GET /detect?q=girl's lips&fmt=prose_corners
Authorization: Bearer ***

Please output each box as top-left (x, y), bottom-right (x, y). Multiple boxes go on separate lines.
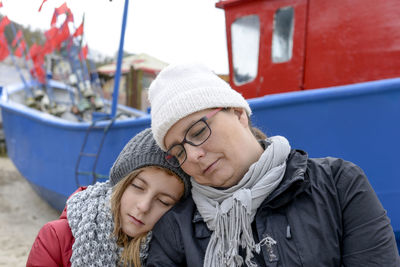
top-left (129, 215), bottom-right (144, 226)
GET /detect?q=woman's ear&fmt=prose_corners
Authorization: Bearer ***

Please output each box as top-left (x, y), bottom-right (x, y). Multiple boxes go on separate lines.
top-left (232, 108), bottom-right (249, 127)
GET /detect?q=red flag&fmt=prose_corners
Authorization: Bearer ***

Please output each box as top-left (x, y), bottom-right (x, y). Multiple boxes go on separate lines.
top-left (0, 16), bottom-right (10, 33)
top-left (50, 10), bottom-right (57, 26)
top-left (54, 23), bottom-right (70, 49)
top-left (14, 40), bottom-right (26, 57)
top-left (27, 43), bottom-right (44, 65)
top-left (38, 0), bottom-right (47, 12)
top-left (73, 21), bottom-right (83, 37)
top-left (79, 45), bottom-right (88, 60)
top-left (44, 27), bottom-right (58, 51)
top-left (25, 41), bottom-right (46, 84)
top-left (45, 27), bottom-right (58, 40)
top-left (65, 9), bottom-right (74, 23)
top-left (12, 29), bottom-right (23, 47)
top-left (42, 40), bottom-right (53, 55)
top-left (31, 62), bottom-right (46, 84)
top-left (0, 33), bottom-right (9, 61)
top-left (28, 43), bottom-right (46, 84)
top-left (0, 1), bottom-right (3, 8)
top-left (59, 23), bottom-right (70, 40)
top-left (55, 2), bottom-right (69, 15)
top-left (50, 2), bottom-right (72, 26)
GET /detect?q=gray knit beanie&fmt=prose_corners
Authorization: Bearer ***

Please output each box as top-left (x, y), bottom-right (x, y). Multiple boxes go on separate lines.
top-left (148, 62), bottom-right (251, 151)
top-left (109, 128), bottom-right (190, 199)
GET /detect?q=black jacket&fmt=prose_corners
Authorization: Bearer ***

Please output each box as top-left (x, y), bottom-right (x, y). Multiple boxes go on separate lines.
top-left (147, 150), bottom-right (400, 266)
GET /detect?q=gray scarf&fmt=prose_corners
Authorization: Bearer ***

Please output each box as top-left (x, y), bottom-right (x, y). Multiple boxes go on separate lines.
top-left (67, 181), bottom-right (151, 266)
top-left (191, 136), bottom-right (291, 267)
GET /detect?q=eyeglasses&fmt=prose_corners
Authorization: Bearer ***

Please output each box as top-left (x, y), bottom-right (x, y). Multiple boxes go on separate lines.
top-left (165, 108), bottom-right (223, 167)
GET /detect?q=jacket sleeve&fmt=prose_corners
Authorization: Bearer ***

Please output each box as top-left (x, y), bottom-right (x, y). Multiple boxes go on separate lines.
top-left (147, 212), bottom-right (187, 267)
top-left (336, 161), bottom-right (400, 266)
top-left (26, 219), bottom-right (72, 267)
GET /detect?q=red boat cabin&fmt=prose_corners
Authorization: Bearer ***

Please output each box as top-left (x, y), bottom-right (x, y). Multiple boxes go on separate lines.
top-left (216, 0), bottom-right (400, 99)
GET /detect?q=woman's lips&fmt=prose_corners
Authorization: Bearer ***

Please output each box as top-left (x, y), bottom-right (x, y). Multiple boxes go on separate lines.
top-left (129, 215), bottom-right (144, 225)
top-left (203, 159), bottom-right (219, 174)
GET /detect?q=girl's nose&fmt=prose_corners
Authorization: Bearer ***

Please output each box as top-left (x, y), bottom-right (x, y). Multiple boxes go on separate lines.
top-left (136, 194), bottom-right (152, 213)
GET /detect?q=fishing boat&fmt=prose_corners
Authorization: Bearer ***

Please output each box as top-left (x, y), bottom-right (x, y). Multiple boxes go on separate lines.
top-left (0, 0), bottom-right (399, 250)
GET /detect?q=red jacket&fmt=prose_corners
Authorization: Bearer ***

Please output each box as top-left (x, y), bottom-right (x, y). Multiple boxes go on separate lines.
top-left (26, 187), bottom-right (86, 267)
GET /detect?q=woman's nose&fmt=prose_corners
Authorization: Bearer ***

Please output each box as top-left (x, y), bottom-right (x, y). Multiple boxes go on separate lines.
top-left (184, 143), bottom-right (206, 162)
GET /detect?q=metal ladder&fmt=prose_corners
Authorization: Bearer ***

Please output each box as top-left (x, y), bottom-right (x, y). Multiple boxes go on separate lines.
top-left (74, 114), bottom-right (117, 187)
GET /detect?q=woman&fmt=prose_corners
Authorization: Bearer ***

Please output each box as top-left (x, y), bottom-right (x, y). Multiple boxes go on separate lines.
top-left (146, 62), bottom-right (400, 266)
top-left (26, 128), bottom-right (190, 267)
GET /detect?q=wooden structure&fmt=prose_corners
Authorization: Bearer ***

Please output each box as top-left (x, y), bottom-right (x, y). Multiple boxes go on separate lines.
top-left (97, 53), bottom-right (168, 111)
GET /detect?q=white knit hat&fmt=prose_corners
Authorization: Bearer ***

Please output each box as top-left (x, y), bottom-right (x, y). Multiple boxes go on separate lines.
top-left (148, 62), bottom-right (251, 151)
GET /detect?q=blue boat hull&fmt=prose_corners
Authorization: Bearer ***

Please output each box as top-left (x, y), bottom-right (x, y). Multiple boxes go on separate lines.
top-left (1, 77), bottom-right (399, 247)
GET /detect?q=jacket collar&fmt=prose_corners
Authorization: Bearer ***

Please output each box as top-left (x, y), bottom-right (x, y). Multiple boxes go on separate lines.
top-left (263, 149), bottom-right (309, 209)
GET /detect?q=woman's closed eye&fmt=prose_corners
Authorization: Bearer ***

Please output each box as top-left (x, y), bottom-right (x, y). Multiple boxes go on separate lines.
top-left (190, 126), bottom-right (207, 139)
top-left (176, 148), bottom-right (185, 159)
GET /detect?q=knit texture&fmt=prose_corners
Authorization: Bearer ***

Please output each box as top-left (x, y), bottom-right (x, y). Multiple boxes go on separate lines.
top-left (109, 128), bottom-right (191, 199)
top-left (148, 62), bottom-right (251, 151)
top-left (67, 181), bottom-right (120, 266)
top-left (140, 231), bottom-right (152, 266)
top-left (67, 181), bottom-right (152, 267)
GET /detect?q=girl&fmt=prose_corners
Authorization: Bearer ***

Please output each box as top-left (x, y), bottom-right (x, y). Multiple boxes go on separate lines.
top-left (27, 128), bottom-right (190, 267)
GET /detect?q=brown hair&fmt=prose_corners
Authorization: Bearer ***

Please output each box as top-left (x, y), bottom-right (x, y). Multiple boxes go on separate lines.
top-left (248, 120), bottom-right (267, 140)
top-left (110, 166), bottom-right (183, 267)
top-left (223, 107), bottom-right (267, 140)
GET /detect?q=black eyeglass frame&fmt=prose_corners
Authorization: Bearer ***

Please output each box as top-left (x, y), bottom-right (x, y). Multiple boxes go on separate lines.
top-left (165, 108), bottom-right (223, 167)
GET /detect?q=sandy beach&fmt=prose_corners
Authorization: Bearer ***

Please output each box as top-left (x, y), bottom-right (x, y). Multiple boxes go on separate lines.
top-left (0, 156), bottom-right (60, 267)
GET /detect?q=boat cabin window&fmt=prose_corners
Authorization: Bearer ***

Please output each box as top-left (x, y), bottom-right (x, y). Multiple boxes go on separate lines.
top-left (272, 6), bottom-right (294, 63)
top-left (231, 15), bottom-right (260, 85)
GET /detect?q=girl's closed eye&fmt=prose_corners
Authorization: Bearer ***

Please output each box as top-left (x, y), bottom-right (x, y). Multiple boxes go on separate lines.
top-left (131, 183), bottom-right (144, 190)
top-left (158, 197), bottom-right (174, 207)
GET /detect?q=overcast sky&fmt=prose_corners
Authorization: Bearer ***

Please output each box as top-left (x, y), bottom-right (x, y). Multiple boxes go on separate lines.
top-left (0, 0), bottom-right (229, 73)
